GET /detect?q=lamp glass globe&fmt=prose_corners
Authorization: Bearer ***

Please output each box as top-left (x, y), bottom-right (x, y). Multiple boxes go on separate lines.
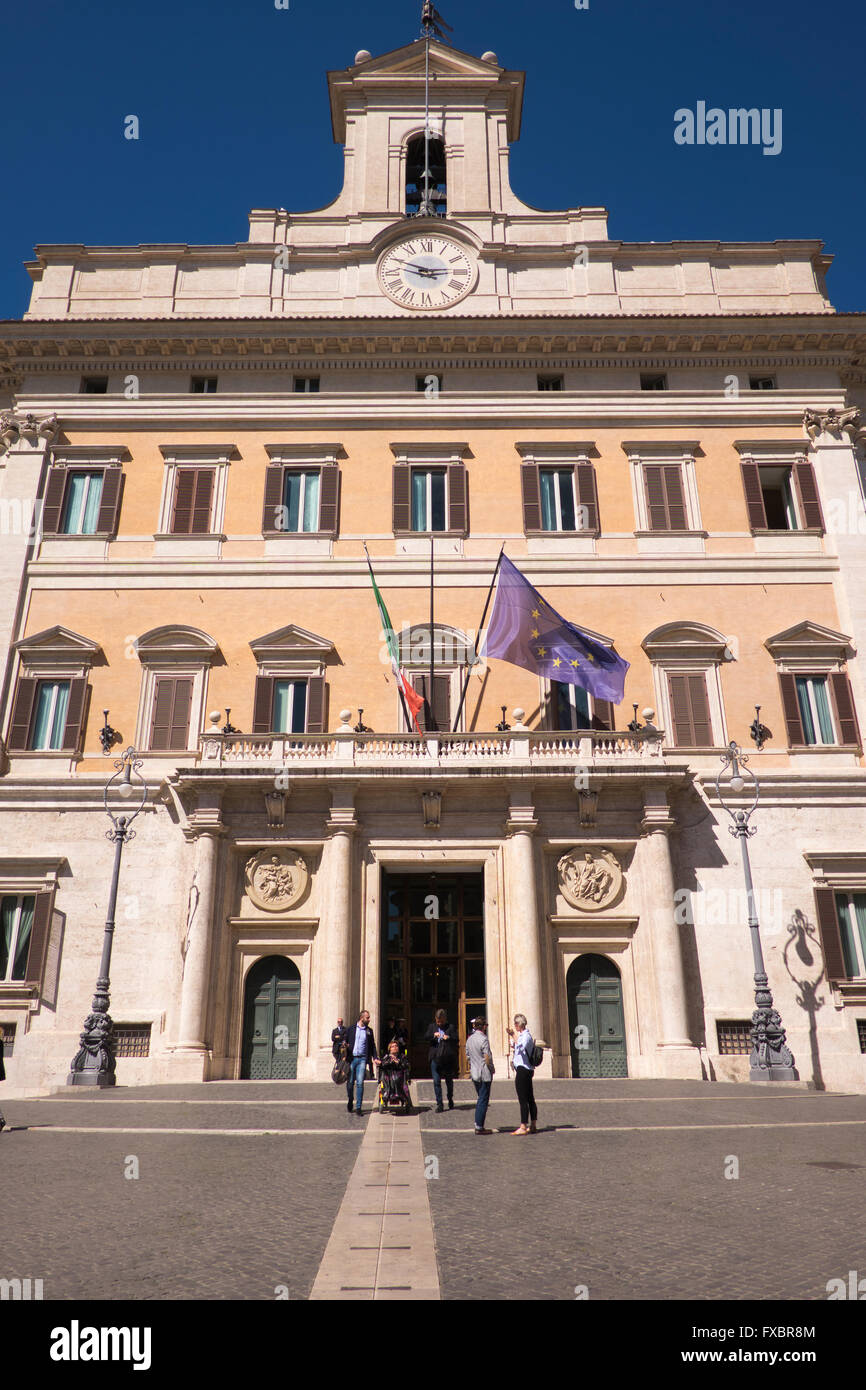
top-left (729, 775), bottom-right (745, 793)
top-left (117, 779), bottom-right (135, 800)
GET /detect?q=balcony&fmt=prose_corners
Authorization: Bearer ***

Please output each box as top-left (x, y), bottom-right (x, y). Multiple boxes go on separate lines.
top-left (198, 727), bottom-right (666, 770)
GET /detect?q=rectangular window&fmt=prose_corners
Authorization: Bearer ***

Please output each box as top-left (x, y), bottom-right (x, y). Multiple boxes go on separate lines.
top-left (716, 1020), bottom-right (752, 1055)
top-left (190, 376), bottom-right (218, 393)
top-left (293, 377), bottom-right (320, 393)
top-left (0, 1022), bottom-right (16, 1056)
top-left (80, 376), bottom-right (108, 394)
top-left (666, 672), bottom-right (713, 747)
top-left (539, 468), bottom-right (577, 531)
top-left (640, 373), bottom-right (667, 391)
top-left (537, 375), bottom-right (563, 391)
top-left (858, 1019), bottom-right (866, 1053)
top-left (60, 471), bottom-right (105, 535)
top-left (0, 895), bottom-right (36, 982)
top-left (272, 679), bottom-right (308, 734)
top-left (833, 893), bottom-right (866, 978)
top-left (795, 676), bottom-right (836, 745)
top-left (113, 1024), bottom-right (152, 1058)
top-left (169, 468), bottom-right (215, 535)
top-left (281, 471), bottom-right (321, 533)
top-left (149, 677), bottom-right (193, 751)
top-left (410, 469), bottom-right (447, 531)
top-left (555, 682), bottom-right (591, 730)
top-left (749, 376), bottom-right (776, 390)
top-left (759, 466), bottom-right (799, 531)
top-left (411, 673), bottom-right (451, 732)
top-left (30, 681), bottom-right (71, 750)
top-left (643, 464), bottom-right (687, 531)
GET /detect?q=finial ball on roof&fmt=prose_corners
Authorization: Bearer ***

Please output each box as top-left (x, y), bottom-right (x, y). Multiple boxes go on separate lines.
top-left (481, 51), bottom-right (498, 64)
top-left (354, 49), bottom-right (371, 64)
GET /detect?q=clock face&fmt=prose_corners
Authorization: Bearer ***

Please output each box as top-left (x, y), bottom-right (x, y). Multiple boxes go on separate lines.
top-left (378, 234), bottom-right (476, 310)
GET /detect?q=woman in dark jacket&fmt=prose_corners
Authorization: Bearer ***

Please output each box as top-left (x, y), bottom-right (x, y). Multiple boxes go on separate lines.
top-left (425, 1008), bottom-right (458, 1112)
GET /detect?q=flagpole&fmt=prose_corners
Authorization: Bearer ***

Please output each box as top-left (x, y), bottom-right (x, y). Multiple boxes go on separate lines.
top-left (428, 530), bottom-right (436, 730)
top-left (452, 543), bottom-right (505, 733)
top-left (363, 542), bottom-right (413, 733)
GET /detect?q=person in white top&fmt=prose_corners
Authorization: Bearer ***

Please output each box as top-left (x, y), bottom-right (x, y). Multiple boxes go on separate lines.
top-left (507, 1012), bottom-right (538, 1135)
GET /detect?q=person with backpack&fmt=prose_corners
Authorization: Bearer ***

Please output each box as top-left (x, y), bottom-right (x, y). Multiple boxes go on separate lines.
top-left (507, 1012), bottom-right (539, 1135)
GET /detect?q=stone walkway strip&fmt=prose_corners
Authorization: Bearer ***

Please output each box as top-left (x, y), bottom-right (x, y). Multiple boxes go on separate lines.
top-left (309, 1112), bottom-right (440, 1301)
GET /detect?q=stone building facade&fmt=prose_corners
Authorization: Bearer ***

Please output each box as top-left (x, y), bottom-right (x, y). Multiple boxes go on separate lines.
top-left (1, 36), bottom-right (866, 1093)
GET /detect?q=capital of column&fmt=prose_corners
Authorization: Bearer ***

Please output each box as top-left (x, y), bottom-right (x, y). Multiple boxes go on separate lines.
top-left (506, 813), bottom-right (537, 834)
top-left (182, 818), bottom-right (226, 842)
top-left (640, 814), bottom-right (675, 837)
top-left (325, 813), bottom-right (357, 834)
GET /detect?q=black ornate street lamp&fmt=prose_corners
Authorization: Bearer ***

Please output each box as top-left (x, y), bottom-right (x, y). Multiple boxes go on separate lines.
top-left (67, 747), bottom-right (148, 1087)
top-left (715, 741), bottom-right (797, 1082)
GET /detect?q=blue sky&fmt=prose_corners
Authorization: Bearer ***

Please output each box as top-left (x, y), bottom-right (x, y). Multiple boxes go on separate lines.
top-left (1, 0), bottom-right (863, 317)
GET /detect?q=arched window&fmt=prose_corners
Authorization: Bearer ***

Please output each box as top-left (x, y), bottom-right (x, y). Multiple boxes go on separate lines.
top-left (405, 133), bottom-right (447, 216)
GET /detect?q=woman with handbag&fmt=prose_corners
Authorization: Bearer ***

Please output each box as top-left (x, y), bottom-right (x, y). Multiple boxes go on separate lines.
top-left (425, 1008), bottom-right (457, 1112)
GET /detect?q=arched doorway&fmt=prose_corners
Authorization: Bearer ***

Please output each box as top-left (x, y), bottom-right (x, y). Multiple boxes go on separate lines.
top-left (241, 955), bottom-right (301, 1079)
top-left (567, 954), bottom-right (627, 1078)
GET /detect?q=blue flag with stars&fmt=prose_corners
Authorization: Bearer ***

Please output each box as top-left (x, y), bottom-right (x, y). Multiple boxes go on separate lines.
top-left (484, 555), bottom-right (629, 704)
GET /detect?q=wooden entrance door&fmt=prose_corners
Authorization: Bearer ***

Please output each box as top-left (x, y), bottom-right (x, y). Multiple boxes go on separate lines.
top-left (567, 953), bottom-right (627, 1078)
top-left (241, 955), bottom-right (301, 1079)
top-left (381, 872), bottom-right (485, 1077)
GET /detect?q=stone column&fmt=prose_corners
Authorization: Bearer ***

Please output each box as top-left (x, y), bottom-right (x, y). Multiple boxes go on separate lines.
top-left (505, 798), bottom-right (545, 1065)
top-left (313, 794), bottom-right (357, 1076)
top-left (174, 793), bottom-right (225, 1078)
top-left (641, 788), bottom-right (702, 1077)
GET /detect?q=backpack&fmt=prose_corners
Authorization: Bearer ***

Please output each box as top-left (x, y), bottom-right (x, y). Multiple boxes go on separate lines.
top-left (527, 1041), bottom-right (543, 1068)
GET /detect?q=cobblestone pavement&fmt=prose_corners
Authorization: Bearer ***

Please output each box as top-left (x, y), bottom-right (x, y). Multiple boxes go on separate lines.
top-left (417, 1080), bottom-right (866, 1301)
top-left (2, 1079), bottom-right (865, 1302)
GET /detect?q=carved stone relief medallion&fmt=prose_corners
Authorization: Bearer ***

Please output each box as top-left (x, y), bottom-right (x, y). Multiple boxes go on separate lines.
top-left (557, 846), bottom-right (624, 912)
top-left (244, 848), bottom-right (309, 912)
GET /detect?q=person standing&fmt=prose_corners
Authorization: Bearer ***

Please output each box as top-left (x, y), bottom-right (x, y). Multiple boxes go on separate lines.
top-left (343, 1010), bottom-right (378, 1115)
top-left (507, 1012), bottom-right (538, 1135)
top-left (426, 1008), bottom-right (458, 1112)
top-left (465, 1016), bottom-right (494, 1135)
top-left (331, 1017), bottom-right (347, 1059)
top-left (0, 1029), bottom-right (5, 1133)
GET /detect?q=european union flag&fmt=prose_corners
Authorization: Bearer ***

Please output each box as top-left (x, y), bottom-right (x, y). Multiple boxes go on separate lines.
top-left (484, 555), bottom-right (629, 704)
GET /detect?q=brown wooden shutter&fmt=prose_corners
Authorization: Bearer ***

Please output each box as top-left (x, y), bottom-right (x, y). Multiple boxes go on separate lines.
top-left (262, 465), bottom-right (285, 534)
top-left (667, 672), bottom-right (711, 746)
top-left (591, 697), bottom-right (614, 731)
top-left (413, 674), bottom-right (451, 731)
top-left (392, 465), bottom-right (411, 533)
top-left (663, 465), bottom-right (687, 530)
top-left (740, 460), bottom-right (767, 530)
top-left (252, 676), bottom-right (275, 734)
top-left (7, 677), bottom-right (38, 750)
top-left (23, 893), bottom-right (54, 986)
top-left (170, 470), bottom-right (195, 534)
top-left (813, 886), bottom-right (848, 981)
top-left (644, 466), bottom-right (667, 531)
top-left (149, 677), bottom-right (192, 750)
top-left (447, 464), bottom-right (468, 534)
top-left (318, 466), bottom-right (339, 536)
top-left (520, 463), bottom-right (542, 533)
top-left (778, 673), bottom-right (806, 746)
top-left (190, 469), bottom-right (214, 535)
top-left (95, 466), bottom-right (124, 534)
top-left (829, 672), bottom-right (860, 747)
top-left (41, 468), bottom-right (68, 535)
top-left (793, 459), bottom-right (824, 531)
top-left (575, 463), bottom-right (599, 534)
top-left (61, 678), bottom-right (89, 753)
top-left (305, 676), bottom-right (327, 733)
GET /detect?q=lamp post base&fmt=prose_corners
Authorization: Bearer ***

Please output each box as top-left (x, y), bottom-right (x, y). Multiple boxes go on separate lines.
top-left (66, 1008), bottom-right (117, 1088)
top-left (749, 979), bottom-right (798, 1082)
top-left (66, 1069), bottom-right (117, 1088)
top-left (748, 1060), bottom-right (799, 1083)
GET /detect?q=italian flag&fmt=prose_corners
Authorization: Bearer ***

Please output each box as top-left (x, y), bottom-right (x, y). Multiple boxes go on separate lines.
top-left (364, 546), bottom-right (426, 734)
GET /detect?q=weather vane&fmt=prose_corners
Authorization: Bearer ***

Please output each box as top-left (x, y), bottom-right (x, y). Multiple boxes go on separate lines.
top-left (421, 2), bottom-right (452, 40)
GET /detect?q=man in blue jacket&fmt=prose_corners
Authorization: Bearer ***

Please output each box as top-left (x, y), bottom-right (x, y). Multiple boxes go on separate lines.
top-left (344, 1010), bottom-right (378, 1115)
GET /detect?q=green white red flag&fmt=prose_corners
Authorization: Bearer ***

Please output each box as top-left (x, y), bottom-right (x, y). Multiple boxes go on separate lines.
top-left (364, 546), bottom-right (425, 733)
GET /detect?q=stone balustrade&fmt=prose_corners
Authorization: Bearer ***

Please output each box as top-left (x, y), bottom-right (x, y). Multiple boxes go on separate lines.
top-left (198, 727), bottom-right (665, 769)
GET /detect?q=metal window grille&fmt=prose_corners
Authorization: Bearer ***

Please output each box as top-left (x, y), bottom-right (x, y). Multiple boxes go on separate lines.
top-left (113, 1025), bottom-right (151, 1058)
top-left (858, 1019), bottom-right (866, 1054)
top-left (716, 1019), bottom-right (752, 1055)
top-left (0, 1022), bottom-right (16, 1056)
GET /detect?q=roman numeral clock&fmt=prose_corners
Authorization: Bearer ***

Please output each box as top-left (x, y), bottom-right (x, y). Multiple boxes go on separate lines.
top-left (377, 234), bottom-right (477, 309)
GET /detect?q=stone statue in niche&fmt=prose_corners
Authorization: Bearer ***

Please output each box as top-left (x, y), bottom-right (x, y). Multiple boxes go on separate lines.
top-left (557, 847), bottom-right (623, 912)
top-left (244, 848), bottom-right (308, 912)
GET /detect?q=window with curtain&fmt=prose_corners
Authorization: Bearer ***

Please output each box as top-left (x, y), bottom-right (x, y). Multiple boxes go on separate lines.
top-left (555, 681), bottom-right (591, 730)
top-left (281, 471), bottom-right (321, 532)
top-left (30, 681), bottom-right (70, 750)
top-left (540, 469), bottom-right (577, 531)
top-left (834, 892), bottom-right (866, 977)
top-left (273, 679), bottom-right (308, 734)
top-left (0, 895), bottom-right (35, 981)
top-left (795, 676), bottom-right (835, 745)
top-left (410, 469), bottom-right (446, 531)
top-left (61, 472), bottom-right (104, 535)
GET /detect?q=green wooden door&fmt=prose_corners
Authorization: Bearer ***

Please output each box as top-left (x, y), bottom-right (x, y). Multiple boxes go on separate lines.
top-left (567, 954), bottom-right (627, 1078)
top-left (242, 955), bottom-right (301, 1079)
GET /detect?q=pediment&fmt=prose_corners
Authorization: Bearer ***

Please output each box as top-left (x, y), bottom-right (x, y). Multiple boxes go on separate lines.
top-left (765, 621), bottom-right (853, 657)
top-left (136, 625), bottom-right (220, 664)
top-left (346, 40), bottom-right (502, 80)
top-left (249, 625), bottom-right (335, 662)
top-left (15, 625), bottom-right (101, 660)
top-left (642, 622), bottom-right (728, 659)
